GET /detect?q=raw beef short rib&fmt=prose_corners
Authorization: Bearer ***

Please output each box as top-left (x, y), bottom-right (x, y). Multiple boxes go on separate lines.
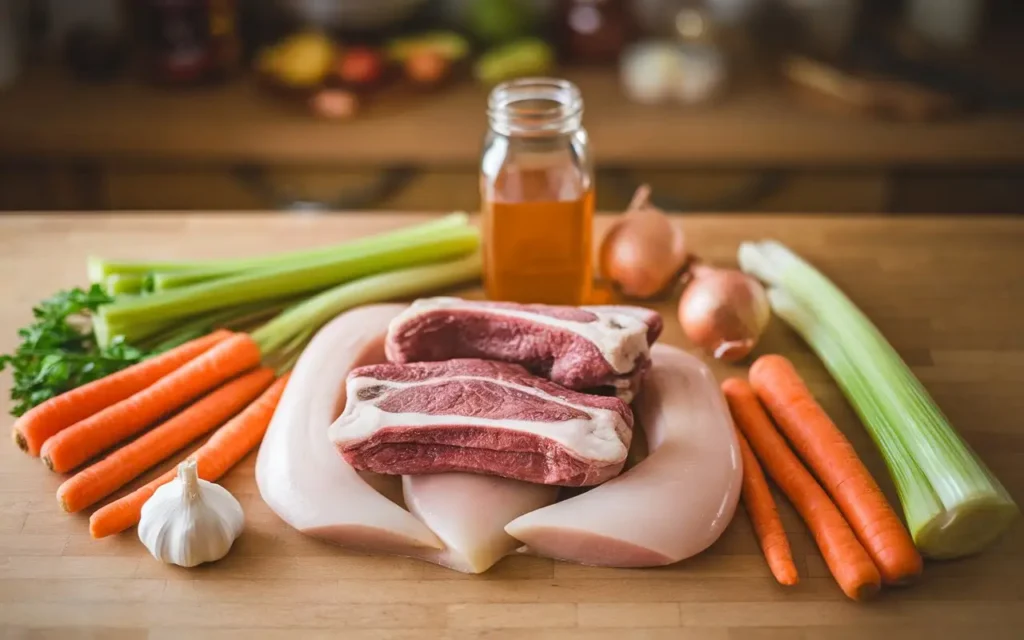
top-left (329, 359), bottom-right (634, 486)
top-left (385, 298), bottom-right (662, 402)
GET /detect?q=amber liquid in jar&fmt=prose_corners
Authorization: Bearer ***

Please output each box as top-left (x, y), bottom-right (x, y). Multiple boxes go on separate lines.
top-left (481, 79), bottom-right (594, 305)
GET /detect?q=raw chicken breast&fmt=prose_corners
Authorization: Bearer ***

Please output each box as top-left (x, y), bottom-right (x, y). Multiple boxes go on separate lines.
top-left (403, 474), bottom-right (557, 573)
top-left (505, 343), bottom-right (742, 566)
top-left (256, 304), bottom-right (443, 553)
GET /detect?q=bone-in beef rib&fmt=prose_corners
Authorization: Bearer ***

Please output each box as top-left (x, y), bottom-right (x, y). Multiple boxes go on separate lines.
top-left (384, 298), bottom-right (662, 402)
top-left (328, 359), bottom-right (634, 486)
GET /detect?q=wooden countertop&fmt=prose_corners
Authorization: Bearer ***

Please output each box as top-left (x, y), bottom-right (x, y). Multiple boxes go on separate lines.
top-left (3, 68), bottom-right (1024, 167)
top-left (1, 212), bottom-right (1022, 637)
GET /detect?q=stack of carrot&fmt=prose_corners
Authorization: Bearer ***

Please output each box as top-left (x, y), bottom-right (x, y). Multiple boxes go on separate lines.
top-left (723, 354), bottom-right (923, 601)
top-left (11, 330), bottom-right (290, 539)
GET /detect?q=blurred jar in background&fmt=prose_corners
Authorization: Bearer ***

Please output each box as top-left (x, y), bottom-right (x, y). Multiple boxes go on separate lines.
top-left (632, 0), bottom-right (763, 34)
top-left (620, 1), bottom-right (734, 106)
top-left (777, 0), bottom-right (860, 58)
top-left (130, 0), bottom-right (241, 85)
top-left (0, 0), bottom-right (20, 88)
top-left (906, 0), bottom-right (984, 50)
top-left (557, 0), bottom-right (635, 64)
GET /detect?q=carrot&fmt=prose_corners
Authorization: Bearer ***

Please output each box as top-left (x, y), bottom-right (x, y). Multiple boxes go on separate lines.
top-left (722, 377), bottom-right (881, 601)
top-left (12, 330), bottom-right (233, 456)
top-left (57, 367), bottom-right (276, 513)
top-left (40, 333), bottom-right (262, 473)
top-left (89, 373), bottom-right (290, 539)
top-left (749, 354), bottom-right (923, 585)
top-left (734, 426), bottom-right (799, 586)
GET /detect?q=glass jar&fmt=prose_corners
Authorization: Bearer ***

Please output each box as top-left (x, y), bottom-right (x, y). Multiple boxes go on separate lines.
top-left (480, 78), bottom-right (595, 305)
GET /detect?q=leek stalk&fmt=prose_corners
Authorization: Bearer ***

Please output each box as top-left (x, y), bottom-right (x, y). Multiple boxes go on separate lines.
top-left (739, 240), bottom-right (1018, 559)
top-left (96, 221), bottom-right (479, 346)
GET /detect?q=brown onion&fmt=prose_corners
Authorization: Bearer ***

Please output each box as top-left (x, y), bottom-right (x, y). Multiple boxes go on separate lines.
top-left (599, 185), bottom-right (687, 299)
top-left (678, 264), bottom-right (770, 362)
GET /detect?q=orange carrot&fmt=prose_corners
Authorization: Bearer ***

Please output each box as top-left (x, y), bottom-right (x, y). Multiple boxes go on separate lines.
top-left (722, 377), bottom-right (881, 601)
top-left (12, 330), bottom-right (233, 456)
top-left (89, 373), bottom-right (290, 538)
top-left (734, 426), bottom-right (799, 586)
top-left (57, 367), bottom-right (276, 513)
top-left (41, 333), bottom-right (262, 473)
top-left (749, 354), bottom-right (923, 585)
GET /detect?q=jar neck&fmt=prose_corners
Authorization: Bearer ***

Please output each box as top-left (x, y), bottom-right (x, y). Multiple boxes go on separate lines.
top-left (487, 78), bottom-right (584, 138)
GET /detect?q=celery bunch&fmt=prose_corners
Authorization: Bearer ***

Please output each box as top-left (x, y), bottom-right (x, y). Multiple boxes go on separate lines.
top-left (91, 214), bottom-right (477, 347)
top-left (3, 214), bottom-right (482, 417)
top-left (740, 240), bottom-right (1018, 559)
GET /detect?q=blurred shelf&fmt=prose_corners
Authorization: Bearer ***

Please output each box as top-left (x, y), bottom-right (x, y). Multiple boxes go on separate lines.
top-left (2, 67), bottom-right (1024, 168)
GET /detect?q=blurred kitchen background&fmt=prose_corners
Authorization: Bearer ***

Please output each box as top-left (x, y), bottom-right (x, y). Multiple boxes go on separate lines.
top-left (0, 0), bottom-right (1022, 214)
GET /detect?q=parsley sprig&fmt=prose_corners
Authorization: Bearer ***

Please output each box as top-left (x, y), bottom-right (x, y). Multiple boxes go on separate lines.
top-left (0, 285), bottom-right (144, 417)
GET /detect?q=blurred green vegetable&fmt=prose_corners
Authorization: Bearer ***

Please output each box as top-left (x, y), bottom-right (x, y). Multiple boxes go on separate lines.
top-left (475, 38), bottom-right (554, 86)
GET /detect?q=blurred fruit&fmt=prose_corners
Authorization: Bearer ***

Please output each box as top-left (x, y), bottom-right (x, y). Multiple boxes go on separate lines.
top-left (310, 89), bottom-right (359, 119)
top-left (336, 47), bottom-right (384, 86)
top-left (405, 50), bottom-right (451, 86)
top-left (467, 0), bottom-right (534, 44)
top-left (258, 31), bottom-right (335, 89)
top-left (387, 31), bottom-right (470, 63)
top-left (474, 38), bottom-right (554, 86)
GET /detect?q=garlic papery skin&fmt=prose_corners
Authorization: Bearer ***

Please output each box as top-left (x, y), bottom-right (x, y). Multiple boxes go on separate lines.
top-left (139, 458), bottom-right (244, 568)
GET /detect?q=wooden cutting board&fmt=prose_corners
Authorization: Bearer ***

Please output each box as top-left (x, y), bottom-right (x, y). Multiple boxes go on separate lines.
top-left (1, 212), bottom-right (1022, 639)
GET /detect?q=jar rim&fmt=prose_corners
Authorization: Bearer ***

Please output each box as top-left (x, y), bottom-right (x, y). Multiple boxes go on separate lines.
top-left (487, 77), bottom-right (584, 136)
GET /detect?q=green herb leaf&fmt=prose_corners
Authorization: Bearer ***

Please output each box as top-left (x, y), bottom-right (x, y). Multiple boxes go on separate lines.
top-left (0, 285), bottom-right (146, 417)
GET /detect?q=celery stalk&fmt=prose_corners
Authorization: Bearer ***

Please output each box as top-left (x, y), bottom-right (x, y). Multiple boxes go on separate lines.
top-left (252, 253), bottom-right (482, 372)
top-left (150, 269), bottom-right (231, 291)
top-left (739, 241), bottom-right (1018, 558)
top-left (96, 223), bottom-right (479, 346)
top-left (103, 274), bottom-right (145, 296)
top-left (87, 213), bottom-right (471, 284)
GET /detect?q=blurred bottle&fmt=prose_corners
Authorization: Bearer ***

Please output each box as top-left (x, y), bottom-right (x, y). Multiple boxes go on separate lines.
top-left (777, 0), bottom-right (860, 58)
top-left (129, 0), bottom-right (241, 86)
top-left (906, 0), bottom-right (984, 50)
top-left (46, 0), bottom-right (122, 45)
top-left (557, 0), bottom-right (634, 64)
top-left (0, 0), bottom-right (19, 88)
top-left (632, 0), bottom-right (763, 34)
top-left (672, 5), bottom-right (729, 103)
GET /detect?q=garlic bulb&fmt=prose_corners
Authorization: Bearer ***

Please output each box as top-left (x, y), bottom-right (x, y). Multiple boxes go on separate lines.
top-left (139, 459), bottom-right (244, 567)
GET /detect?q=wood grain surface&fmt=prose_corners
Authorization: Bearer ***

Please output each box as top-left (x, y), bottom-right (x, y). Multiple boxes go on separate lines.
top-left (0, 212), bottom-right (1022, 639)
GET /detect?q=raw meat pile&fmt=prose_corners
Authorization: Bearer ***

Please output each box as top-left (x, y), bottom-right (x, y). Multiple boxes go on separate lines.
top-left (331, 298), bottom-right (659, 486)
top-left (257, 301), bottom-right (742, 575)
